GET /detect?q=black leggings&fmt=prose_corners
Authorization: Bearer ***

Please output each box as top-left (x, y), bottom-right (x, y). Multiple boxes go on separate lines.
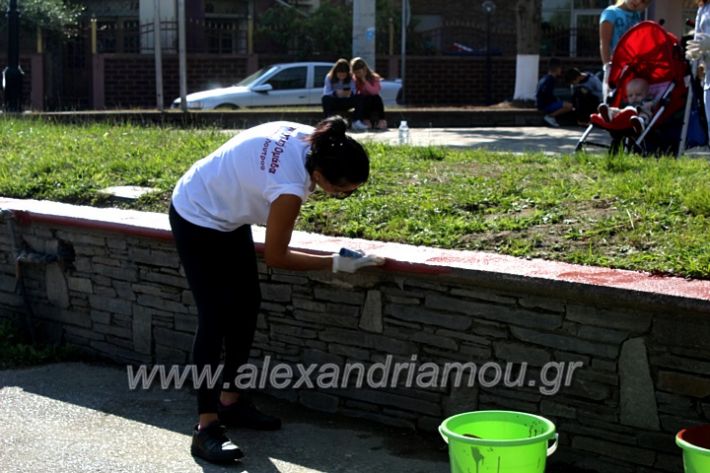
top-left (168, 204), bottom-right (261, 415)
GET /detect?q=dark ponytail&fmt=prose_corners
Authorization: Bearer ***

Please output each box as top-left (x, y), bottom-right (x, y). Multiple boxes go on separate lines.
top-left (305, 116), bottom-right (370, 186)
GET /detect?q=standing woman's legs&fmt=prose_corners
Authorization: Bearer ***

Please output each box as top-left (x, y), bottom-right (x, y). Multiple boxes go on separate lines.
top-left (168, 204), bottom-right (260, 424)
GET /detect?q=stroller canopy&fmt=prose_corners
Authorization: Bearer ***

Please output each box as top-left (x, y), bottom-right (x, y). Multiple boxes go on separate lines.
top-left (609, 21), bottom-right (687, 90)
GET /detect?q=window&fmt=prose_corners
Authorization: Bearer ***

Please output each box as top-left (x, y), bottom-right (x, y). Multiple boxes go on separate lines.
top-left (266, 67), bottom-right (307, 90)
top-left (314, 66), bottom-right (331, 88)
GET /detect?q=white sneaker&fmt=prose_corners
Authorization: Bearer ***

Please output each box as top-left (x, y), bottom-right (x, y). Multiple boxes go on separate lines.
top-left (543, 115), bottom-right (560, 128)
top-left (351, 120), bottom-right (369, 131)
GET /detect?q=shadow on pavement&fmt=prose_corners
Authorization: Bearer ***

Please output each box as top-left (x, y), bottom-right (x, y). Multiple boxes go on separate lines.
top-left (0, 361), bottom-right (448, 473)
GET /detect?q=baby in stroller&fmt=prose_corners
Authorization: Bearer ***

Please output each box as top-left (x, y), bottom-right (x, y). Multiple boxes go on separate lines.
top-left (597, 78), bottom-right (658, 134)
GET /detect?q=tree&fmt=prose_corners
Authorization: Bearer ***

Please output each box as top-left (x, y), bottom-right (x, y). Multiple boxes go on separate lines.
top-left (0, 0), bottom-right (83, 35)
top-left (512, 0), bottom-right (542, 103)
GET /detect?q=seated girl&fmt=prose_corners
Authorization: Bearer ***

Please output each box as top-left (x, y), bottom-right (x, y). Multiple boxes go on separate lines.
top-left (350, 57), bottom-right (388, 131)
top-left (322, 58), bottom-right (357, 118)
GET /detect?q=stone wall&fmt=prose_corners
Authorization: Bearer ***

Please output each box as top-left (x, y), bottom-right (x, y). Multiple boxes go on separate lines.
top-left (0, 198), bottom-right (708, 473)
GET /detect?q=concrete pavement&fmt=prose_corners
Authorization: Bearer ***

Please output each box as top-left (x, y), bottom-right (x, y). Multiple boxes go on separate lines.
top-left (355, 125), bottom-right (602, 154)
top-left (0, 362), bottom-right (449, 473)
top-left (352, 125), bottom-right (710, 157)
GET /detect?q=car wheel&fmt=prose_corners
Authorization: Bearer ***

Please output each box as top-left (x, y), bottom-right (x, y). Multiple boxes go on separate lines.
top-left (215, 104), bottom-right (239, 110)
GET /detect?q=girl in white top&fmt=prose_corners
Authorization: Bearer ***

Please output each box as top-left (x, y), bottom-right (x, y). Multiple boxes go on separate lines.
top-left (169, 116), bottom-right (383, 465)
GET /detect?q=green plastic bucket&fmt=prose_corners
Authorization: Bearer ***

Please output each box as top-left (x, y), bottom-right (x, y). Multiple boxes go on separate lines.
top-left (676, 425), bottom-right (710, 473)
top-left (438, 410), bottom-right (558, 473)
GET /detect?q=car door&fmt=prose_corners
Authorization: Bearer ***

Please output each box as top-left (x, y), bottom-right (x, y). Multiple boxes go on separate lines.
top-left (309, 64), bottom-right (332, 105)
top-left (255, 65), bottom-right (309, 107)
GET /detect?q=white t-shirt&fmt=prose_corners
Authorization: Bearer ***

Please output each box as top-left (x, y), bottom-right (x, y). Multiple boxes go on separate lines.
top-left (172, 121), bottom-right (314, 231)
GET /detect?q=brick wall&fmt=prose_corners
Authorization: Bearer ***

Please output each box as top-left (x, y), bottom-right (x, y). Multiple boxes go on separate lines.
top-left (99, 54), bottom-right (601, 108)
top-left (102, 54), bottom-right (251, 108)
top-left (1, 198), bottom-right (707, 472)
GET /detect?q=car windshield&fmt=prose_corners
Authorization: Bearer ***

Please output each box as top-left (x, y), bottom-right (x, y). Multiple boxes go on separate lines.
top-left (235, 66), bottom-right (278, 86)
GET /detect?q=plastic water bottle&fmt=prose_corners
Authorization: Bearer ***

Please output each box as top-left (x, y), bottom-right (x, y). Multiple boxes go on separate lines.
top-left (398, 120), bottom-right (410, 145)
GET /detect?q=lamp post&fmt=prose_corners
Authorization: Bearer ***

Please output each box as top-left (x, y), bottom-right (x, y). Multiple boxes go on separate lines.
top-left (3, 0), bottom-right (23, 112)
top-left (482, 0), bottom-right (496, 105)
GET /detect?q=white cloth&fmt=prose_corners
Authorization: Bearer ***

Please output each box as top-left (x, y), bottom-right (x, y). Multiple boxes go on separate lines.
top-left (172, 121), bottom-right (314, 232)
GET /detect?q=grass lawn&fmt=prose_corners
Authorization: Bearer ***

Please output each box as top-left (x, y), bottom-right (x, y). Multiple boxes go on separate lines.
top-left (1, 118), bottom-right (709, 279)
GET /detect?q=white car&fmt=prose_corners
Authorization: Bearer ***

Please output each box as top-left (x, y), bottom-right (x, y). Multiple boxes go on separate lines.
top-left (171, 61), bottom-right (402, 110)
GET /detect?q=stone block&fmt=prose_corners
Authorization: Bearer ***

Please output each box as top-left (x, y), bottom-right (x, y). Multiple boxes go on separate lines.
top-left (136, 294), bottom-right (188, 314)
top-left (443, 385), bottom-right (479, 417)
top-left (303, 348), bottom-right (343, 366)
top-left (449, 287), bottom-right (518, 305)
top-left (619, 338), bottom-right (660, 430)
top-left (325, 328), bottom-right (418, 355)
top-left (385, 304), bottom-right (472, 331)
top-left (359, 290), bottom-right (383, 333)
top-left (435, 328), bottom-right (490, 346)
top-left (67, 276), bottom-right (93, 294)
top-left (540, 399), bottom-right (577, 419)
top-left (478, 393), bottom-right (538, 413)
top-left (566, 304), bottom-right (651, 332)
top-left (94, 286), bottom-right (117, 298)
top-left (132, 306), bottom-right (152, 355)
top-left (494, 341), bottom-right (551, 366)
top-left (571, 435), bottom-right (655, 466)
top-left (654, 315), bottom-right (710, 350)
top-left (339, 408), bottom-right (416, 429)
top-left (139, 270), bottom-right (189, 289)
top-left (93, 322), bottom-right (132, 340)
top-left (426, 293), bottom-right (563, 330)
top-left (655, 392), bottom-right (698, 418)
top-left (511, 326), bottom-right (619, 358)
top-left (313, 287), bottom-right (364, 305)
top-left (92, 256), bottom-right (120, 267)
top-left (518, 295), bottom-right (566, 313)
top-left (154, 344), bottom-right (189, 364)
top-left (271, 272), bottom-right (309, 285)
top-left (270, 323), bottom-right (317, 340)
top-left (411, 331), bottom-right (458, 351)
top-left (89, 294), bottom-right (133, 316)
top-left (128, 247), bottom-right (179, 268)
top-left (292, 298), bottom-right (326, 313)
top-left (93, 263), bottom-right (137, 282)
top-left (89, 340), bottom-right (150, 363)
top-left (45, 263), bottom-right (70, 309)
top-left (658, 371), bottom-right (710, 398)
top-left (577, 325), bottom-right (630, 344)
top-left (260, 283), bottom-right (292, 303)
top-left (294, 309), bottom-right (358, 329)
top-left (153, 327), bottom-right (194, 352)
top-left (328, 344), bottom-right (371, 361)
top-left (339, 388), bottom-right (441, 417)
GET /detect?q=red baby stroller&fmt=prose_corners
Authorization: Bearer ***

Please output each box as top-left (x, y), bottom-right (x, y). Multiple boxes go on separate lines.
top-left (575, 21), bottom-right (698, 157)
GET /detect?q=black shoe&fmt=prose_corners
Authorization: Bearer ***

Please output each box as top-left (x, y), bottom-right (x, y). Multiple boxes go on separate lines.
top-left (218, 394), bottom-right (282, 430)
top-left (191, 422), bottom-right (244, 464)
